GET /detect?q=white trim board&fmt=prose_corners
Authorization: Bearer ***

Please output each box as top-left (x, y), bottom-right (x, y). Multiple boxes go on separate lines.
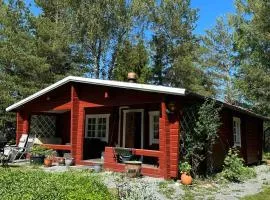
top-left (149, 111), bottom-right (160, 145)
top-left (6, 76), bottom-right (186, 112)
top-left (122, 109), bottom-right (144, 148)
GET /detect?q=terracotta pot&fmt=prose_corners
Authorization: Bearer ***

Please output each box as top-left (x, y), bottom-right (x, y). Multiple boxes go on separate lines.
top-left (181, 173), bottom-right (192, 185)
top-left (44, 158), bottom-right (53, 167)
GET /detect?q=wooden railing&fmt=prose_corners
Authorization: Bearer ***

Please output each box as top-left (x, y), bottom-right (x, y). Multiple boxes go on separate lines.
top-left (132, 149), bottom-right (161, 158)
top-left (104, 147), bottom-right (163, 178)
top-left (41, 144), bottom-right (71, 151)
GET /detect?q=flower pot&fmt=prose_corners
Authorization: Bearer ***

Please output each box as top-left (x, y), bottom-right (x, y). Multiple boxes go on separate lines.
top-left (30, 155), bottom-right (45, 165)
top-left (124, 161), bottom-right (142, 178)
top-left (65, 158), bottom-right (74, 166)
top-left (93, 164), bottom-right (102, 172)
top-left (181, 173), bottom-right (192, 185)
top-left (44, 158), bottom-right (53, 167)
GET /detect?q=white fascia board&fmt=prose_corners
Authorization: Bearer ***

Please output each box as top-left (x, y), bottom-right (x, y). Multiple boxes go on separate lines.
top-left (6, 76), bottom-right (186, 112)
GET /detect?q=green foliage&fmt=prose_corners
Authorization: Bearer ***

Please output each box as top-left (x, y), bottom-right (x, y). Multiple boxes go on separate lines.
top-left (30, 145), bottom-right (53, 156)
top-left (150, 0), bottom-right (214, 96)
top-left (183, 98), bottom-right (222, 176)
top-left (263, 152), bottom-right (270, 160)
top-left (231, 0), bottom-right (270, 117)
top-left (201, 17), bottom-right (238, 103)
top-left (179, 161), bottom-right (192, 175)
top-left (0, 168), bottom-right (114, 200)
top-left (112, 40), bottom-right (151, 83)
top-left (221, 148), bottom-right (256, 182)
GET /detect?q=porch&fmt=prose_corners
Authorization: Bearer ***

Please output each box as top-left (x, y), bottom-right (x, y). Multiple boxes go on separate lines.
top-left (15, 84), bottom-right (181, 179)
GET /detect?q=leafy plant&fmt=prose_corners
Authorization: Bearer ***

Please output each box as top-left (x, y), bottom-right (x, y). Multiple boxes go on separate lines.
top-left (30, 145), bottom-right (53, 157)
top-left (221, 148), bottom-right (256, 182)
top-left (182, 98), bottom-right (222, 176)
top-left (179, 162), bottom-right (192, 175)
top-left (263, 152), bottom-right (270, 160)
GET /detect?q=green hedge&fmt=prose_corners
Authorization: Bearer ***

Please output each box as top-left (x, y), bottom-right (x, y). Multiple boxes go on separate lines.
top-left (0, 168), bottom-right (114, 200)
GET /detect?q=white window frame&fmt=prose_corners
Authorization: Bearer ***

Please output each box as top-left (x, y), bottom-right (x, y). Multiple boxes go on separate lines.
top-left (85, 114), bottom-right (110, 142)
top-left (149, 111), bottom-right (160, 145)
top-left (233, 117), bottom-right (241, 147)
top-left (122, 109), bottom-right (144, 148)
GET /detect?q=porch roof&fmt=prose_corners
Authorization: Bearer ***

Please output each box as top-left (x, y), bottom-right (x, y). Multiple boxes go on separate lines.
top-left (6, 76), bottom-right (186, 112)
top-left (5, 76), bottom-right (270, 121)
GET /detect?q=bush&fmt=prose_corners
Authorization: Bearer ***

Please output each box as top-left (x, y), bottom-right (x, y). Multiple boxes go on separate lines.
top-left (179, 162), bottom-right (192, 175)
top-left (221, 148), bottom-right (256, 182)
top-left (0, 168), bottom-right (114, 200)
top-left (263, 152), bottom-right (270, 160)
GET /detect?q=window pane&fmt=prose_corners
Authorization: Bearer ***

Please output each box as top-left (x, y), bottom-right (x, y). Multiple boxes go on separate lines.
top-left (86, 116), bottom-right (108, 140)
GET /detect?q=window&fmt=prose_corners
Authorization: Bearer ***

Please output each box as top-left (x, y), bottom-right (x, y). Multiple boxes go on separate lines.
top-left (85, 114), bottom-right (110, 142)
top-left (149, 111), bottom-right (160, 145)
top-left (233, 117), bottom-right (241, 147)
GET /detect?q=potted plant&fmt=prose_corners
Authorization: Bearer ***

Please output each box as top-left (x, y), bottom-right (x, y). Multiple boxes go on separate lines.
top-left (64, 153), bottom-right (74, 166)
top-left (30, 145), bottom-right (50, 165)
top-left (44, 150), bottom-right (55, 167)
top-left (179, 161), bottom-right (192, 185)
top-left (115, 147), bottom-right (133, 163)
top-left (264, 152), bottom-right (270, 165)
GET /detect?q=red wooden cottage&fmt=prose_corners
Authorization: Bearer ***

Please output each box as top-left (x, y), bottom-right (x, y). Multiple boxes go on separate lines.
top-left (6, 76), bottom-right (268, 179)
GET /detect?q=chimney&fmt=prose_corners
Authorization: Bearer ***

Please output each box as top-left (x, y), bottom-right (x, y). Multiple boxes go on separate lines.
top-left (127, 72), bottom-right (137, 83)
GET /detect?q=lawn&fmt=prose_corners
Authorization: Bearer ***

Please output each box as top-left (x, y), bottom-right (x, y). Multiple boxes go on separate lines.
top-left (0, 167), bottom-right (115, 200)
top-left (241, 187), bottom-right (270, 200)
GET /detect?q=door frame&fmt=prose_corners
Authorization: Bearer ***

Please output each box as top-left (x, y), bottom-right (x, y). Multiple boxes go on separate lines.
top-left (122, 109), bottom-right (144, 148)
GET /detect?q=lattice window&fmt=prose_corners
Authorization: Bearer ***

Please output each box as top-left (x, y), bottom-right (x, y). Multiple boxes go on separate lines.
top-left (30, 115), bottom-right (56, 138)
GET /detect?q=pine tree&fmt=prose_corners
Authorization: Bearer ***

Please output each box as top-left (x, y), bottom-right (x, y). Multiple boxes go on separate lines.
top-left (202, 17), bottom-right (238, 104)
top-left (150, 0), bottom-right (214, 96)
top-left (231, 0), bottom-right (270, 116)
top-left (112, 39), bottom-right (151, 83)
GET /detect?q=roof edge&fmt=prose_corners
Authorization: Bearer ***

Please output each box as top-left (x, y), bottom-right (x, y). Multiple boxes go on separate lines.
top-left (6, 76), bottom-right (186, 112)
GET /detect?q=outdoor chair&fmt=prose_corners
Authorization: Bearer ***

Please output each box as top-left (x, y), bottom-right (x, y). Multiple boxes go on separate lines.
top-left (0, 148), bottom-right (19, 166)
top-left (4, 134), bottom-right (35, 161)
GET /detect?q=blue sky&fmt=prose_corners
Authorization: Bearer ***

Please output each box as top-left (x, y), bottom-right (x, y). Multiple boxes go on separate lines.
top-left (26, 0), bottom-right (235, 35)
top-left (191, 0), bottom-right (235, 34)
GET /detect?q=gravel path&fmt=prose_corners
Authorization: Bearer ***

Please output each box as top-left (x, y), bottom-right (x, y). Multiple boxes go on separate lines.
top-left (36, 162), bottom-right (270, 199)
top-left (214, 165), bottom-right (270, 200)
top-left (100, 164), bottom-right (270, 200)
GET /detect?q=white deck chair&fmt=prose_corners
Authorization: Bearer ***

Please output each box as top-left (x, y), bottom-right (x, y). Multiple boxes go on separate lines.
top-left (3, 134), bottom-right (32, 161)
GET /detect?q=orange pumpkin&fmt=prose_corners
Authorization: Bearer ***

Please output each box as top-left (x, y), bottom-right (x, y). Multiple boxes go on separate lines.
top-left (181, 173), bottom-right (192, 185)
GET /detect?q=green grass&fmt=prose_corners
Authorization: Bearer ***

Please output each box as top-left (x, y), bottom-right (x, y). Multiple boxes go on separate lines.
top-left (241, 187), bottom-right (270, 200)
top-left (0, 167), bottom-right (115, 200)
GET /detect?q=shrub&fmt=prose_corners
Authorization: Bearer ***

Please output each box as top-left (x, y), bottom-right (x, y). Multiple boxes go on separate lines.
top-left (263, 152), bottom-right (270, 160)
top-left (0, 168), bottom-right (114, 200)
top-left (221, 148), bottom-right (256, 182)
top-left (182, 98), bottom-right (222, 176)
top-left (179, 162), bottom-right (192, 175)
top-left (30, 145), bottom-right (52, 156)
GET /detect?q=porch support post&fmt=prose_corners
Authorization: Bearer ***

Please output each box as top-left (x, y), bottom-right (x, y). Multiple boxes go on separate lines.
top-left (159, 100), bottom-right (170, 179)
top-left (16, 111), bottom-right (30, 144)
top-left (168, 113), bottom-right (180, 178)
top-left (71, 84), bottom-right (82, 163)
